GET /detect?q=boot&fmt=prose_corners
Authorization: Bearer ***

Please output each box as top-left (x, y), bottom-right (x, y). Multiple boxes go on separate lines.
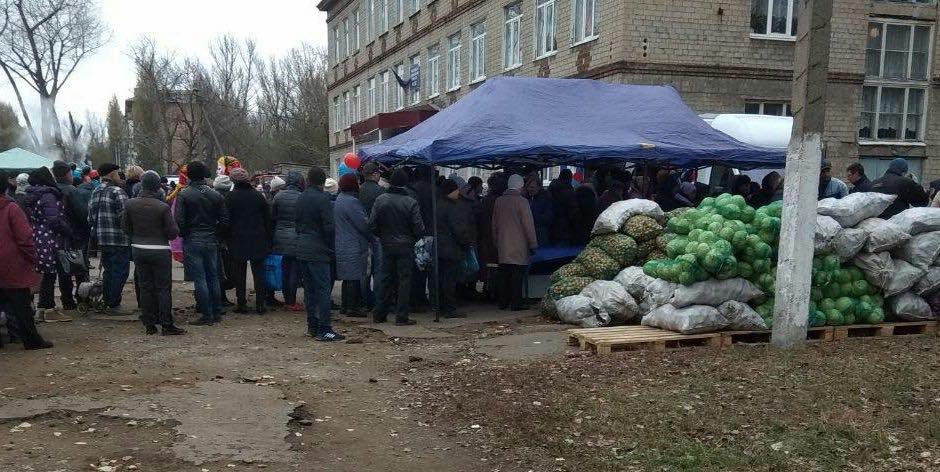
top-left (43, 308), bottom-right (73, 323)
top-left (162, 325), bottom-right (186, 335)
top-left (24, 336), bottom-right (53, 350)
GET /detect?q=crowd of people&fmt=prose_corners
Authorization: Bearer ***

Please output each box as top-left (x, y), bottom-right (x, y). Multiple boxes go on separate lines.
top-left (0, 154), bottom-right (935, 350)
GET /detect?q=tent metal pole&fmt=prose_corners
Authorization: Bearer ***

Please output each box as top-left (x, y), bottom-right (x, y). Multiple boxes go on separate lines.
top-left (431, 164), bottom-right (440, 323)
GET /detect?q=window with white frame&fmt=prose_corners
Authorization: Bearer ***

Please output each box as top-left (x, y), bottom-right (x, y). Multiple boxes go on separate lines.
top-left (342, 18), bottom-right (349, 57)
top-left (396, 0), bottom-right (404, 23)
top-left (535, 0), bottom-right (556, 57)
top-left (750, 0), bottom-right (797, 38)
top-left (411, 0), bottom-right (420, 15)
top-left (395, 62), bottom-right (405, 110)
top-left (353, 85), bottom-right (361, 123)
top-left (377, 0), bottom-right (387, 33)
top-left (343, 91), bottom-right (351, 128)
top-left (447, 33), bottom-right (462, 91)
top-left (409, 54), bottom-right (421, 104)
top-left (860, 21), bottom-right (931, 142)
top-left (380, 71), bottom-right (390, 112)
top-left (331, 26), bottom-right (340, 62)
top-left (367, 77), bottom-right (376, 116)
top-left (504, 3), bottom-right (522, 69)
top-left (744, 101), bottom-right (792, 116)
top-left (352, 9), bottom-right (360, 50)
top-left (470, 22), bottom-right (486, 82)
top-left (366, 0), bottom-right (374, 41)
top-left (572, 0), bottom-right (598, 44)
top-left (332, 96), bottom-right (340, 131)
top-left (427, 44), bottom-right (441, 97)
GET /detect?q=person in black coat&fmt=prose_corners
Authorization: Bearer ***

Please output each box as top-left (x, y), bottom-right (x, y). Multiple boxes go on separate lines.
top-left (224, 168), bottom-right (273, 314)
top-left (548, 169), bottom-right (578, 245)
top-left (435, 179), bottom-right (474, 318)
top-left (871, 158), bottom-right (929, 218)
top-left (846, 163), bottom-right (873, 194)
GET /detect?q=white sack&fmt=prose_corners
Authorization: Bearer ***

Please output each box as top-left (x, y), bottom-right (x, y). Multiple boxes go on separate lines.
top-left (638, 278), bottom-right (680, 315)
top-left (892, 230), bottom-right (940, 269)
top-left (817, 192), bottom-right (896, 228)
top-left (888, 292), bottom-right (936, 321)
top-left (814, 215), bottom-right (842, 254)
top-left (670, 278), bottom-right (764, 308)
top-left (853, 252), bottom-right (894, 289)
top-left (580, 280), bottom-right (639, 322)
top-left (591, 199), bottom-right (664, 235)
top-left (614, 266), bottom-right (654, 300)
top-left (832, 227), bottom-right (869, 261)
top-left (884, 259), bottom-right (926, 297)
top-left (556, 295), bottom-right (611, 328)
top-left (641, 304), bottom-right (728, 334)
top-left (857, 218), bottom-right (911, 253)
top-left (913, 266), bottom-right (940, 297)
top-left (889, 207), bottom-right (940, 235)
top-left (717, 300), bottom-right (768, 331)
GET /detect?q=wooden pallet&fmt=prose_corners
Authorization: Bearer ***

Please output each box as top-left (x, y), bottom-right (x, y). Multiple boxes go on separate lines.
top-left (832, 321), bottom-right (938, 341)
top-left (720, 326), bottom-right (833, 348)
top-left (567, 326), bottom-right (721, 355)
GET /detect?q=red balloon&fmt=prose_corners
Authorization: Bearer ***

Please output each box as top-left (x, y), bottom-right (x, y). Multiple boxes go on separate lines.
top-left (573, 171), bottom-right (584, 183)
top-left (344, 152), bottom-right (362, 169)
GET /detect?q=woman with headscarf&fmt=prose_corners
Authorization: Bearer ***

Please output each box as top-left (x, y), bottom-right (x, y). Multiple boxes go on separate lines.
top-left (492, 174), bottom-right (538, 311)
top-left (224, 168), bottom-right (273, 314)
top-left (216, 156), bottom-right (242, 177)
top-left (272, 171), bottom-right (306, 311)
top-left (334, 173), bottom-right (371, 317)
top-left (673, 181), bottom-right (697, 208)
top-left (125, 165), bottom-right (145, 197)
top-left (23, 166), bottom-right (74, 322)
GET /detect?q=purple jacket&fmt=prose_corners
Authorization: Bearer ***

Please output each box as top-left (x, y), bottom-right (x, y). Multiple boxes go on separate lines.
top-left (24, 185), bottom-right (72, 274)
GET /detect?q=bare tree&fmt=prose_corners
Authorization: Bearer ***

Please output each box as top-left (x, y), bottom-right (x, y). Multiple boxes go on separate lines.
top-left (0, 0), bottom-right (107, 155)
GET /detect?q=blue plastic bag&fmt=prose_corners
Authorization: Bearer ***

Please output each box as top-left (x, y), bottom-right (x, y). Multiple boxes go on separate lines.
top-left (458, 248), bottom-right (480, 283)
top-left (265, 254), bottom-right (284, 291)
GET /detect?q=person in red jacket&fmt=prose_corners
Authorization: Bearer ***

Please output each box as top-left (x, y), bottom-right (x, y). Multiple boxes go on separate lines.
top-left (0, 169), bottom-right (53, 350)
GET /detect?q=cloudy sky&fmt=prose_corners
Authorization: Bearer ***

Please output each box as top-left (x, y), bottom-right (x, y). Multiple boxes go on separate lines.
top-left (0, 0), bottom-right (328, 124)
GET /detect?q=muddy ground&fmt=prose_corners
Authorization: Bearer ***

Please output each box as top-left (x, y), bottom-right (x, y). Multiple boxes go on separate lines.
top-left (1, 264), bottom-right (938, 471)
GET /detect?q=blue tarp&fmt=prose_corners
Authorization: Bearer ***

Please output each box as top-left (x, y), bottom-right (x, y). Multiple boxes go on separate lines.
top-left (360, 77), bottom-right (786, 170)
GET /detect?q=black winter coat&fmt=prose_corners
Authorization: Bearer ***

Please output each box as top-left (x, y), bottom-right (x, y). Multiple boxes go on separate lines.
top-left (294, 187), bottom-right (335, 263)
top-left (548, 179), bottom-right (578, 244)
top-left (225, 182), bottom-right (273, 260)
top-left (359, 180), bottom-right (384, 216)
top-left (871, 170), bottom-right (929, 219)
top-left (174, 181), bottom-right (229, 245)
top-left (368, 186), bottom-right (425, 255)
top-left (435, 196), bottom-right (473, 261)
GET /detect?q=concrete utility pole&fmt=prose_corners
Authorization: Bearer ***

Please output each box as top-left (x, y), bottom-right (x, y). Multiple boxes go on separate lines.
top-left (771, 0), bottom-right (834, 349)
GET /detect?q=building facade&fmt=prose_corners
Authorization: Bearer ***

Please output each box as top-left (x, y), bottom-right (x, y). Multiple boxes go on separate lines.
top-left (320, 0), bottom-right (940, 184)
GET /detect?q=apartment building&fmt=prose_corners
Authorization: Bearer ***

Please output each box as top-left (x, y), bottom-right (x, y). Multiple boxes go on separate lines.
top-left (319, 0), bottom-right (940, 183)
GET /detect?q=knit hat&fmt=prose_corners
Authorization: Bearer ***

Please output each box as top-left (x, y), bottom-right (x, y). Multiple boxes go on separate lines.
top-left (16, 172), bottom-right (29, 186)
top-left (507, 174), bottom-right (525, 191)
top-left (888, 158), bottom-right (909, 175)
top-left (269, 176), bottom-right (286, 192)
top-left (230, 167), bottom-right (250, 183)
top-left (324, 178), bottom-right (338, 195)
top-left (449, 174), bottom-right (468, 190)
top-left (213, 175), bottom-right (233, 191)
top-left (51, 160), bottom-right (72, 181)
top-left (141, 170), bottom-right (161, 192)
top-left (97, 163), bottom-right (120, 178)
top-left (338, 173), bottom-right (359, 193)
top-left (360, 161), bottom-right (380, 176)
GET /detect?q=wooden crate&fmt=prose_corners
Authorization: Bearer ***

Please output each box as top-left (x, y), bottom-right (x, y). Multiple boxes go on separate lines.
top-left (567, 326), bottom-right (721, 355)
top-left (832, 321), bottom-right (938, 341)
top-left (720, 326), bottom-right (833, 348)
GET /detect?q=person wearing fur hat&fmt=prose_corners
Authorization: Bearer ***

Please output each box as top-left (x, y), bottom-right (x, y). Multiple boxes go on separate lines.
top-left (492, 174), bottom-right (538, 311)
top-left (334, 173), bottom-right (370, 317)
top-left (88, 163), bottom-right (134, 316)
top-left (224, 168), bottom-right (273, 314)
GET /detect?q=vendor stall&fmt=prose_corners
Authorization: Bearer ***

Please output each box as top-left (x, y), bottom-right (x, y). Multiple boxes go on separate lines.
top-left (0, 147), bottom-right (57, 174)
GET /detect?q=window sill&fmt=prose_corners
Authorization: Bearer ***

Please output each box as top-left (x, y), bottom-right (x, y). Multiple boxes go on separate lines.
top-left (534, 50), bottom-right (557, 61)
top-left (749, 33), bottom-right (796, 42)
top-left (410, 9), bottom-right (420, 18)
top-left (859, 140), bottom-right (926, 146)
top-left (428, 92), bottom-right (440, 99)
top-left (469, 76), bottom-right (486, 85)
top-left (571, 35), bottom-right (599, 48)
top-left (446, 86), bottom-right (461, 93)
top-left (503, 63), bottom-right (523, 72)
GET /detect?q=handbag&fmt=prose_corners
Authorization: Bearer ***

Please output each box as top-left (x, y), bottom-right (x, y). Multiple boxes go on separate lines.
top-left (58, 246), bottom-right (87, 275)
top-left (458, 248), bottom-right (480, 283)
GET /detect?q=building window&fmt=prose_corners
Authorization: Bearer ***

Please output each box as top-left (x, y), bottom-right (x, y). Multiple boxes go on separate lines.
top-left (744, 101), bottom-right (792, 116)
top-left (750, 0), bottom-right (797, 38)
top-left (427, 44), bottom-right (441, 97)
top-left (366, 0), bottom-right (374, 41)
top-left (353, 85), bottom-right (361, 123)
top-left (447, 33), bottom-right (462, 91)
top-left (395, 63), bottom-right (405, 110)
top-left (332, 96), bottom-right (341, 132)
top-left (342, 18), bottom-right (349, 58)
top-left (367, 77), bottom-right (376, 116)
top-left (411, 0), bottom-right (420, 14)
top-left (409, 54), bottom-right (421, 104)
top-left (352, 9), bottom-right (360, 51)
top-left (860, 21), bottom-right (931, 142)
top-left (331, 26), bottom-right (340, 62)
top-left (535, 0), bottom-right (556, 58)
top-left (343, 91), bottom-right (351, 128)
top-left (380, 71), bottom-right (390, 112)
top-left (396, 0), bottom-right (404, 23)
top-left (572, 0), bottom-right (598, 44)
top-left (469, 22), bottom-right (486, 82)
top-left (377, 0), bottom-right (387, 33)
top-left (504, 3), bottom-right (522, 69)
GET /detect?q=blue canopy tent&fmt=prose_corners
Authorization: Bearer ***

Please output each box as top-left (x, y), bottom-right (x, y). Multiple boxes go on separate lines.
top-left (359, 76), bottom-right (786, 170)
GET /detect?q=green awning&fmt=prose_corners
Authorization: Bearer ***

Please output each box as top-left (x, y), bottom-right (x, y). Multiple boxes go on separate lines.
top-left (0, 147), bottom-right (57, 173)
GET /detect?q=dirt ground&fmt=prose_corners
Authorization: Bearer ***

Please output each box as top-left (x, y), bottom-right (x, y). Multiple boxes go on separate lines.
top-left (1, 264), bottom-right (939, 471)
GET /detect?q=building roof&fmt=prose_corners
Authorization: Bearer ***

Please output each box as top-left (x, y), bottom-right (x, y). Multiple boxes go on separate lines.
top-left (316, 0), bottom-right (335, 12)
top-left (359, 77), bottom-right (787, 169)
top-left (0, 147), bottom-right (58, 172)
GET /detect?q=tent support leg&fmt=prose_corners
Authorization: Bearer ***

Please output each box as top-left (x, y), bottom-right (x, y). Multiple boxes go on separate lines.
top-left (431, 165), bottom-right (440, 323)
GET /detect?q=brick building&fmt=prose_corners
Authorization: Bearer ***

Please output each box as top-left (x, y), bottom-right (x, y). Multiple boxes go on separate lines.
top-left (319, 0), bottom-right (940, 184)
